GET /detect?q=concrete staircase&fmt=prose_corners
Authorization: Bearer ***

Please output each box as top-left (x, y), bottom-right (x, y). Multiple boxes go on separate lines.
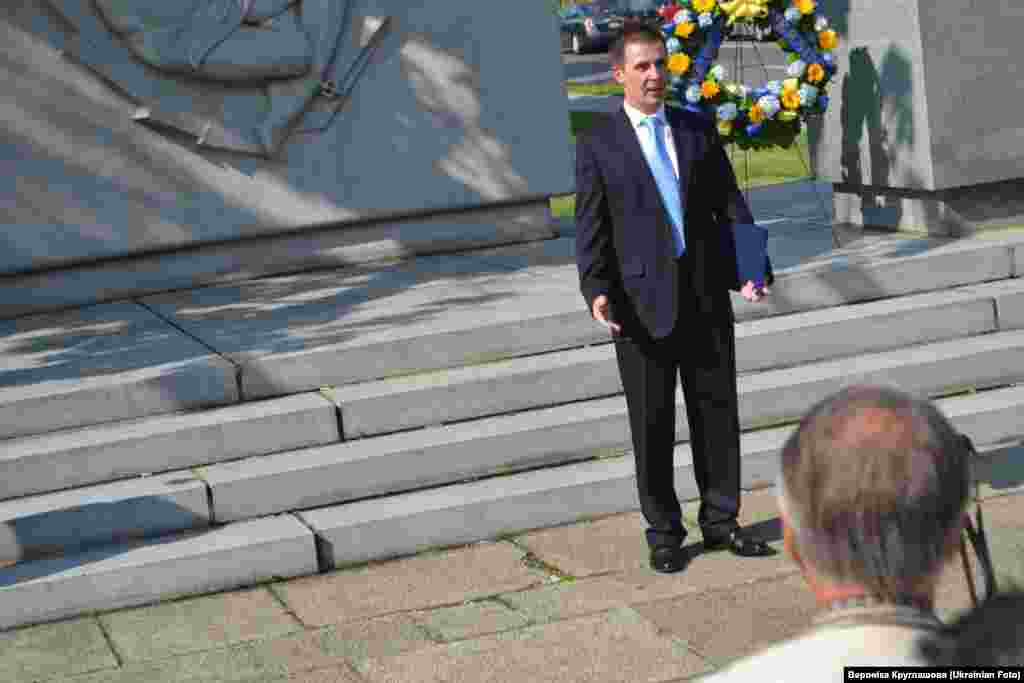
top-left (3, 214), bottom-right (1024, 630)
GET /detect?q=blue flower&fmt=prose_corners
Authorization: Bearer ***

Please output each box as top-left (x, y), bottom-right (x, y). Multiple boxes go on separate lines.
top-left (798, 83), bottom-right (819, 105)
top-left (685, 84), bottom-right (703, 103)
top-left (662, 22), bottom-right (676, 35)
top-left (746, 122), bottom-right (764, 136)
top-left (766, 80), bottom-right (782, 95)
top-left (666, 37), bottom-right (682, 53)
top-left (698, 12), bottom-right (714, 28)
top-left (709, 64), bottom-right (726, 81)
top-left (751, 87), bottom-right (768, 100)
top-left (817, 94), bottom-right (830, 111)
top-left (757, 95), bottom-right (781, 117)
top-left (784, 7), bottom-right (801, 23)
top-left (716, 102), bottom-right (738, 121)
top-left (787, 59), bottom-right (806, 78)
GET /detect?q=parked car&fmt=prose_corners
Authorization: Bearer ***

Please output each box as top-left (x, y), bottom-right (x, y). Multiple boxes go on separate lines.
top-left (615, 0), bottom-right (662, 22)
top-left (559, 4), bottom-right (623, 54)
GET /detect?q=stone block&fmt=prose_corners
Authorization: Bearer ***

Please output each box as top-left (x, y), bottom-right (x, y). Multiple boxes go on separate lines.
top-left (0, 514), bottom-right (317, 630)
top-left (733, 236), bottom-right (1013, 320)
top-left (0, 392), bottom-right (339, 501)
top-left (0, 302), bottom-right (238, 440)
top-left (736, 329), bottom-right (1024, 429)
top-left (813, 1), bottom-right (1024, 234)
top-left (735, 286), bottom-right (994, 372)
top-left (962, 278), bottom-right (1024, 331)
top-left (142, 256), bottom-right (596, 399)
top-left (328, 345), bottom-right (621, 438)
top-left (205, 396), bottom-right (634, 523)
top-left (0, 470), bottom-right (210, 565)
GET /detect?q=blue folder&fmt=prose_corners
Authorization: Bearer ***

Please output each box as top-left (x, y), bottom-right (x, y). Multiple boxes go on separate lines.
top-left (733, 222), bottom-right (768, 288)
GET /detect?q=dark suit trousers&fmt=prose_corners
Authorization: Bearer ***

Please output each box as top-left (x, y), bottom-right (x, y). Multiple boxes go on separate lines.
top-left (614, 253), bottom-right (742, 550)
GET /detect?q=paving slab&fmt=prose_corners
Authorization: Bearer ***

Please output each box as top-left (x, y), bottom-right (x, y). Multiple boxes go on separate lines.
top-left (63, 627), bottom-right (362, 683)
top-left (411, 600), bottom-right (531, 643)
top-left (0, 514), bottom-right (316, 631)
top-left (0, 391), bottom-right (339, 501)
top-left (631, 574), bottom-right (818, 668)
top-left (274, 541), bottom-right (545, 627)
top-left (360, 607), bottom-right (710, 683)
top-left (98, 587), bottom-right (302, 663)
top-left (0, 617), bottom-right (118, 683)
top-left (307, 613), bottom-right (437, 674)
top-left (0, 302), bottom-right (239, 439)
top-left (0, 469), bottom-right (210, 564)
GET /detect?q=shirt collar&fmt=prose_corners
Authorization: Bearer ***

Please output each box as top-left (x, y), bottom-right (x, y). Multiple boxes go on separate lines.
top-left (623, 101), bottom-right (667, 129)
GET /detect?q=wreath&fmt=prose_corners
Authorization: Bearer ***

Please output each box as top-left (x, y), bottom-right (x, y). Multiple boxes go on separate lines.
top-left (656, 0), bottom-right (839, 150)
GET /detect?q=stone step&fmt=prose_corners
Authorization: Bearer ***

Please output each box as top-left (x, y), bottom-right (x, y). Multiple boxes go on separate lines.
top-left (203, 329), bottom-right (1024, 523)
top-left (0, 302), bottom-right (239, 441)
top-left (299, 384), bottom-right (1024, 568)
top-left (0, 514), bottom-right (317, 631)
top-left (0, 471), bottom-right (210, 565)
top-left (0, 392), bottom-right (340, 501)
top-left (140, 235), bottom-right (1020, 399)
top-left (326, 285), bottom-right (1001, 439)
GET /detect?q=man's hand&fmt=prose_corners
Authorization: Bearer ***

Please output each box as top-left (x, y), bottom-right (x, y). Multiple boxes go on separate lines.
top-left (740, 280), bottom-right (770, 303)
top-left (591, 295), bottom-right (622, 335)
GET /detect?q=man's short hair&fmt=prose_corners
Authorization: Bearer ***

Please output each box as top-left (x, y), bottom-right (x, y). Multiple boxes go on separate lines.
top-left (609, 21), bottom-right (665, 67)
top-left (778, 385), bottom-right (970, 601)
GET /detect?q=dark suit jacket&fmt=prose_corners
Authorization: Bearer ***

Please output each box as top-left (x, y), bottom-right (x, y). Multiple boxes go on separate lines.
top-left (575, 105), bottom-right (772, 339)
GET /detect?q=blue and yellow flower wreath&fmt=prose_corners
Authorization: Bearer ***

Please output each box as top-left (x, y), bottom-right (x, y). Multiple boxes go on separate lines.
top-left (659, 0), bottom-right (838, 149)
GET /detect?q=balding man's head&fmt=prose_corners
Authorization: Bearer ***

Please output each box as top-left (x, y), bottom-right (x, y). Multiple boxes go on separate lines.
top-left (778, 386), bottom-right (970, 602)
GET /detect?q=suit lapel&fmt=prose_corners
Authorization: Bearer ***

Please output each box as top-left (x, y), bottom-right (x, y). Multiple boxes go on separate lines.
top-left (614, 108), bottom-right (659, 193)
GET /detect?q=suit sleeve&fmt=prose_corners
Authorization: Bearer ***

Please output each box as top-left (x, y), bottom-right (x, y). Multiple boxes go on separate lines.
top-left (575, 133), bottom-right (618, 310)
top-left (706, 125), bottom-right (775, 290)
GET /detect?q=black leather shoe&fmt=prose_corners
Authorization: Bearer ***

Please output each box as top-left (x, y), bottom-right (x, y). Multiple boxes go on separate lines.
top-left (702, 528), bottom-right (774, 557)
top-left (649, 545), bottom-right (690, 573)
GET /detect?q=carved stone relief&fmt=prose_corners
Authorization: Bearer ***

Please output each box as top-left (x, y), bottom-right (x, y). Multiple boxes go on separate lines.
top-left (51, 0), bottom-right (391, 157)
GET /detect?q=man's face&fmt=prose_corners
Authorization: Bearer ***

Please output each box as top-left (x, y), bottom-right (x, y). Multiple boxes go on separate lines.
top-left (613, 39), bottom-right (668, 115)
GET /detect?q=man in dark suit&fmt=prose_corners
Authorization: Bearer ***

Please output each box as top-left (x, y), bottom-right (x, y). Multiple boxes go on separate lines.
top-left (575, 24), bottom-right (773, 573)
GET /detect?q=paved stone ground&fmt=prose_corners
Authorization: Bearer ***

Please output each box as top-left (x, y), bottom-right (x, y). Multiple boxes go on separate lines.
top-left (3, 483), bottom-right (1021, 683)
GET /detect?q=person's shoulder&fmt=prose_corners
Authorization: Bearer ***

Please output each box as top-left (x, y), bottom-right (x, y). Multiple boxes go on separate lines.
top-left (666, 104), bottom-right (714, 134)
top-left (576, 110), bottom-right (625, 147)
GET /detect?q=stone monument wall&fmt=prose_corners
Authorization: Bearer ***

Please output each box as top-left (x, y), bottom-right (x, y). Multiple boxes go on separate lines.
top-left (1, 1), bottom-right (573, 315)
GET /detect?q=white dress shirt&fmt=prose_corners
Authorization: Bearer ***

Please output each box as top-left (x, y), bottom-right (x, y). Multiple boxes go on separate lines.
top-left (622, 102), bottom-right (680, 179)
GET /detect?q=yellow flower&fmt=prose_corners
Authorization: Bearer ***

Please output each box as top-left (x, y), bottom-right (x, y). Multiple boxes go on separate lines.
top-left (794, 0), bottom-right (815, 14)
top-left (668, 53), bottom-right (691, 75)
top-left (717, 120), bottom-right (734, 136)
top-left (778, 111), bottom-right (799, 122)
top-left (693, 0), bottom-right (717, 13)
top-left (818, 29), bottom-right (838, 50)
top-left (782, 78), bottom-right (799, 92)
top-left (674, 21), bottom-right (696, 38)
top-left (701, 80), bottom-right (721, 99)
top-left (748, 104), bottom-right (765, 124)
top-left (781, 90), bottom-right (801, 110)
top-left (806, 63), bottom-right (825, 83)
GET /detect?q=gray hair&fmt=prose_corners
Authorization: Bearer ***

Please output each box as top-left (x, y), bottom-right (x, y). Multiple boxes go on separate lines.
top-left (777, 385), bottom-right (970, 601)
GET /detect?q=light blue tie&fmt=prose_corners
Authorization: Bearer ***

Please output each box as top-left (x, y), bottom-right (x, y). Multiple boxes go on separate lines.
top-left (642, 116), bottom-right (685, 256)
